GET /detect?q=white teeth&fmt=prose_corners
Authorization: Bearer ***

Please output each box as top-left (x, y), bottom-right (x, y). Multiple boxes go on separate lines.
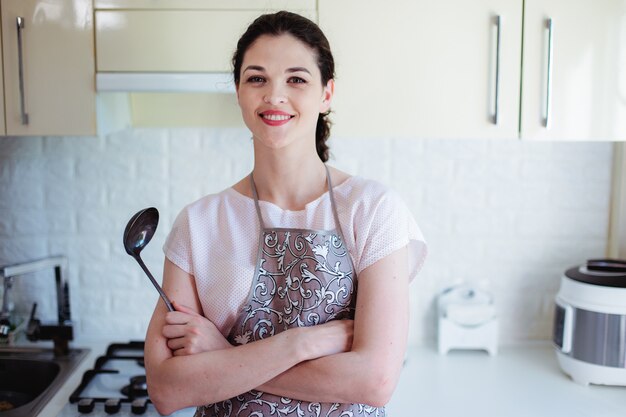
top-left (262, 114), bottom-right (291, 121)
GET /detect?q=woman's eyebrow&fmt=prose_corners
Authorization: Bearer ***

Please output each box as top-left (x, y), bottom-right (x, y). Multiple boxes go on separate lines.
top-left (242, 65), bottom-right (311, 74)
top-left (243, 65), bottom-right (265, 73)
top-left (286, 67), bottom-right (311, 74)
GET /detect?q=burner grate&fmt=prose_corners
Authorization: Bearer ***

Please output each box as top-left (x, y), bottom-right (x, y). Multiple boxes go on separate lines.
top-left (69, 341), bottom-right (151, 414)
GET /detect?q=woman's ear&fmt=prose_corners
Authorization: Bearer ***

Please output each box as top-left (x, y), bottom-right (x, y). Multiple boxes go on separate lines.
top-left (320, 79), bottom-right (335, 113)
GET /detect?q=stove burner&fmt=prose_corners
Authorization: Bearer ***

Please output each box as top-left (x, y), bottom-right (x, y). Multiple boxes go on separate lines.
top-left (121, 375), bottom-right (148, 398)
top-left (69, 341), bottom-right (152, 415)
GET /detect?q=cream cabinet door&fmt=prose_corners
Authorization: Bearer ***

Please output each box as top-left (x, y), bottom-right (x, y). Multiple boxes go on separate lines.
top-left (96, 11), bottom-right (266, 72)
top-left (96, 9), bottom-right (317, 73)
top-left (318, 0), bottom-right (522, 139)
top-left (521, 0), bottom-right (626, 141)
top-left (1, 0), bottom-right (96, 136)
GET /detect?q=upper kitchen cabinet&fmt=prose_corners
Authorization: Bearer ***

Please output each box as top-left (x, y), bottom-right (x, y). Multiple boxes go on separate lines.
top-left (319, 0), bottom-right (626, 141)
top-left (318, 0), bottom-right (523, 139)
top-left (95, 10), bottom-right (264, 74)
top-left (521, 0), bottom-right (626, 141)
top-left (95, 0), bottom-right (316, 74)
top-left (0, 0), bottom-right (96, 136)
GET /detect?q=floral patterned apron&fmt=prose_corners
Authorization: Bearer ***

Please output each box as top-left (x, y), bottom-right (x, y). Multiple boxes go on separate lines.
top-left (195, 166), bottom-right (385, 417)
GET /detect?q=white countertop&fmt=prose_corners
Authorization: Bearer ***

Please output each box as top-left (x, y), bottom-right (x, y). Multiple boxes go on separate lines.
top-left (387, 343), bottom-right (626, 417)
top-left (30, 341), bottom-right (626, 417)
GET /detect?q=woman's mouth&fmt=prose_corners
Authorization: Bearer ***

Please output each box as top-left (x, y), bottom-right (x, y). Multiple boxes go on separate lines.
top-left (259, 111), bottom-right (294, 126)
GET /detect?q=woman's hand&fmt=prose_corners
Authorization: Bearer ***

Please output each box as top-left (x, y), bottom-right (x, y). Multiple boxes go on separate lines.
top-left (162, 301), bottom-right (232, 356)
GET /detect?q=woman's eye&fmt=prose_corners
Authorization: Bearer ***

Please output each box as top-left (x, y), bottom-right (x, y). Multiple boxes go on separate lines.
top-left (246, 76), bottom-right (265, 83)
top-left (288, 77), bottom-right (306, 84)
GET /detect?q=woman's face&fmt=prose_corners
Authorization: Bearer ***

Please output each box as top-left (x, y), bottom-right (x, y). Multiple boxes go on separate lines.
top-left (236, 34), bottom-right (333, 155)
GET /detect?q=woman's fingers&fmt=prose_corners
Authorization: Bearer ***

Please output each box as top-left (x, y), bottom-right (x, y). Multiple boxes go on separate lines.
top-left (162, 324), bottom-right (186, 339)
top-left (166, 336), bottom-right (185, 351)
top-left (166, 334), bottom-right (207, 356)
top-left (163, 301), bottom-right (201, 325)
top-left (164, 310), bottom-right (204, 326)
top-left (171, 300), bottom-right (198, 315)
top-left (164, 311), bottom-right (187, 325)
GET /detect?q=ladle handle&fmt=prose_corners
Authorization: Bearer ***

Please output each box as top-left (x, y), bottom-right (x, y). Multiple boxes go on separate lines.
top-left (134, 255), bottom-right (175, 312)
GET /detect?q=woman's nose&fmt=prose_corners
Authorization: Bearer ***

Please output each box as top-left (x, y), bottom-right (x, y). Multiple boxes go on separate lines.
top-left (263, 88), bottom-right (288, 105)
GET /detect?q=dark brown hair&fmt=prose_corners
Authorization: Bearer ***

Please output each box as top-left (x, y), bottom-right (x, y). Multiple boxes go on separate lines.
top-left (233, 11), bottom-right (335, 162)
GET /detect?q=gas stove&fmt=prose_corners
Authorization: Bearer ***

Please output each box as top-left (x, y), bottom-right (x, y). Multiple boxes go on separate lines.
top-left (58, 341), bottom-right (193, 417)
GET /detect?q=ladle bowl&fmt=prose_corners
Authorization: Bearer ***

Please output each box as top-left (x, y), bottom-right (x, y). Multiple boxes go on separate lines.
top-left (123, 207), bottom-right (174, 311)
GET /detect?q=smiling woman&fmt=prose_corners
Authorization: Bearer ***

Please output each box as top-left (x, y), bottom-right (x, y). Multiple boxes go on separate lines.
top-left (234, 33), bottom-right (333, 160)
top-left (232, 12), bottom-right (336, 167)
top-left (143, 11), bottom-right (427, 417)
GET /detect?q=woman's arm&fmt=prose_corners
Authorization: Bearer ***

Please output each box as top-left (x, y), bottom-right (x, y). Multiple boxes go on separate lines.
top-left (257, 245), bottom-right (410, 407)
top-left (144, 259), bottom-right (354, 415)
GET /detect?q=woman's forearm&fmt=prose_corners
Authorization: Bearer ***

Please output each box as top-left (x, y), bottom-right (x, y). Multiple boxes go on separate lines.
top-left (147, 327), bottom-right (308, 415)
top-left (257, 346), bottom-right (404, 407)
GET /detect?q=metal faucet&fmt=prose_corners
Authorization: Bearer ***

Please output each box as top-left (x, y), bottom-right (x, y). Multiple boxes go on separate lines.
top-left (0, 256), bottom-right (73, 356)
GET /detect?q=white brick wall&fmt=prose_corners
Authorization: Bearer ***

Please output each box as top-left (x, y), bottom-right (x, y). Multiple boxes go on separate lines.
top-left (0, 129), bottom-right (613, 347)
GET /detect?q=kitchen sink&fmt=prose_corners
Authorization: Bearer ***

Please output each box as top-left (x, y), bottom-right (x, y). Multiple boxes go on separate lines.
top-left (0, 347), bottom-right (89, 417)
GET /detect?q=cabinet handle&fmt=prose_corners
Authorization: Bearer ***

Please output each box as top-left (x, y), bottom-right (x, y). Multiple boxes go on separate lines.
top-left (491, 15), bottom-right (501, 125)
top-left (543, 18), bottom-right (554, 129)
top-left (16, 17), bottom-right (29, 125)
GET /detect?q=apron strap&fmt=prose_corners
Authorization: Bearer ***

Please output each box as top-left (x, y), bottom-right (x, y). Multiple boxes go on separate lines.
top-left (249, 172), bottom-right (266, 230)
top-left (324, 165), bottom-right (347, 242)
top-left (325, 166), bottom-right (356, 282)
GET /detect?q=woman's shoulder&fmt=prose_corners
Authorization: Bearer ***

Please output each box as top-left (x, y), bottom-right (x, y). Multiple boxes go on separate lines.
top-left (333, 172), bottom-right (400, 207)
top-left (179, 186), bottom-right (252, 219)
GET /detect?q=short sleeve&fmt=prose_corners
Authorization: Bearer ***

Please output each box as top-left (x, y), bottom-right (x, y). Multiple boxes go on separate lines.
top-left (163, 207), bottom-right (194, 275)
top-left (354, 186), bottom-right (427, 282)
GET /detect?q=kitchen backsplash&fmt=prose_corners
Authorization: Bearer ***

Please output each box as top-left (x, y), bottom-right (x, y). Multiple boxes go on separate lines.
top-left (0, 129), bottom-right (613, 346)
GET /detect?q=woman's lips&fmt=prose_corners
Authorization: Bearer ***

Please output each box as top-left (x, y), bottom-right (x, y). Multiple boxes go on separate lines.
top-left (259, 110), bottom-right (294, 126)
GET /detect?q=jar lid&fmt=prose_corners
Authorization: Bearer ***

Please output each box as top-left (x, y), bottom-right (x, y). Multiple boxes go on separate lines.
top-left (565, 259), bottom-right (626, 288)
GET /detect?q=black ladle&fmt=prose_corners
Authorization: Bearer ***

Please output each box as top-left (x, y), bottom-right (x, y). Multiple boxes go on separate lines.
top-left (123, 207), bottom-right (174, 311)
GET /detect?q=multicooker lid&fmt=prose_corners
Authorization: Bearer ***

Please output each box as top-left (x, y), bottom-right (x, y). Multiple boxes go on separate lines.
top-left (565, 259), bottom-right (626, 288)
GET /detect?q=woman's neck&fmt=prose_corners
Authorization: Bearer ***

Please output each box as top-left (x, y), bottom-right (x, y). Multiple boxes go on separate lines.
top-left (251, 150), bottom-right (328, 211)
